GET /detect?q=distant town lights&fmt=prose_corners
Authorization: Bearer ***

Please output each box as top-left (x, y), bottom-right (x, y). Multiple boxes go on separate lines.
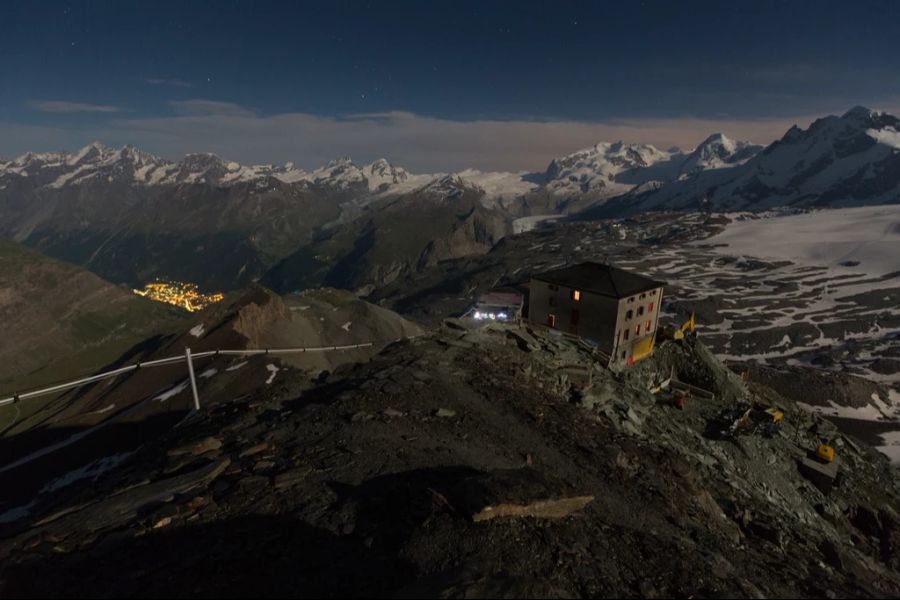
top-left (132, 280), bottom-right (223, 312)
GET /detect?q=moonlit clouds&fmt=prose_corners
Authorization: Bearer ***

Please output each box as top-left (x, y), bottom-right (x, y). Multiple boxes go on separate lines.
top-left (28, 100), bottom-right (123, 114)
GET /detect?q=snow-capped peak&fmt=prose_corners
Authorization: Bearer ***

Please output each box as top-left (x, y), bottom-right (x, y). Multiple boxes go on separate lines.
top-left (66, 141), bottom-right (110, 166)
top-left (361, 158), bottom-right (409, 191)
top-left (679, 133), bottom-right (762, 175)
top-left (619, 105), bottom-right (900, 213)
top-left (842, 105), bottom-right (878, 121)
top-left (542, 141), bottom-right (677, 198)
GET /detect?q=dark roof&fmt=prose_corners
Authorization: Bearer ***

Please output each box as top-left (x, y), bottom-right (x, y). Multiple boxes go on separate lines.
top-left (476, 291), bottom-right (523, 306)
top-left (531, 262), bottom-right (664, 299)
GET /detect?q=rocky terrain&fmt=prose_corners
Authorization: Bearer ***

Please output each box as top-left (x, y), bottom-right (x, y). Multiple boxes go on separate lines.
top-left (1, 322), bottom-right (899, 597)
top-left (372, 207), bottom-right (900, 456)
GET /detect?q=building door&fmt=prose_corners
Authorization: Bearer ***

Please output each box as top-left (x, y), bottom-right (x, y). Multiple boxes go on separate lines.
top-left (547, 313), bottom-right (556, 328)
top-left (569, 309), bottom-right (579, 333)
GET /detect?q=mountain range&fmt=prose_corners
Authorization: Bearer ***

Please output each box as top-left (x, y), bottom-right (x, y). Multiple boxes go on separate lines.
top-left (1, 105), bottom-right (898, 292)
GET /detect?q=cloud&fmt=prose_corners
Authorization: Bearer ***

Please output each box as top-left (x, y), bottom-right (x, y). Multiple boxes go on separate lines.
top-left (96, 107), bottom-right (824, 171)
top-left (145, 78), bottom-right (193, 88)
top-left (5, 100), bottom-right (900, 171)
top-left (167, 99), bottom-right (256, 118)
top-left (28, 100), bottom-right (123, 114)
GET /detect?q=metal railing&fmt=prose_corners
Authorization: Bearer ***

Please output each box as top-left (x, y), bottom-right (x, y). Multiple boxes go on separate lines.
top-left (0, 334), bottom-right (423, 411)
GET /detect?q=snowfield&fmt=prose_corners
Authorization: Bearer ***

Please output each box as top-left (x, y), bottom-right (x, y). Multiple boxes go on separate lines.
top-left (707, 206), bottom-right (900, 276)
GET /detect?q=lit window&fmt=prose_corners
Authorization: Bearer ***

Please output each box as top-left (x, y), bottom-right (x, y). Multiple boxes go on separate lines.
top-left (634, 324), bottom-right (640, 335)
top-left (645, 320), bottom-right (652, 332)
top-left (648, 302), bottom-right (654, 312)
top-left (572, 289), bottom-right (581, 301)
top-left (548, 313), bottom-right (556, 328)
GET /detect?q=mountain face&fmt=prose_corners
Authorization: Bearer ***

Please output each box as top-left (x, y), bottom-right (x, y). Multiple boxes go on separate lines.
top-left (541, 141), bottom-right (679, 198)
top-left (263, 178), bottom-right (510, 294)
top-left (0, 238), bottom-right (187, 391)
top-left (677, 133), bottom-right (763, 175)
top-left (598, 106), bottom-right (900, 215)
top-left (515, 136), bottom-right (764, 215)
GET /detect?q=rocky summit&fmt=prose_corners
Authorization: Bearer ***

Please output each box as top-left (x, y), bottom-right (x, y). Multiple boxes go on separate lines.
top-left (2, 320), bottom-right (900, 598)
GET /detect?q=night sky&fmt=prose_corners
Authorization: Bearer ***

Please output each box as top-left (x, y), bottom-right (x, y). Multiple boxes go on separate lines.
top-left (3, 0), bottom-right (900, 170)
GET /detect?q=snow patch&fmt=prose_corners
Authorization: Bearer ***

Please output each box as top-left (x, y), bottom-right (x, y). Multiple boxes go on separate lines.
top-left (705, 206), bottom-right (900, 276)
top-left (513, 215), bottom-right (559, 235)
top-left (40, 453), bottom-right (131, 494)
top-left (877, 430), bottom-right (900, 465)
top-left (154, 380), bottom-right (189, 402)
top-left (265, 363), bottom-right (279, 385)
top-left (797, 398), bottom-right (894, 421)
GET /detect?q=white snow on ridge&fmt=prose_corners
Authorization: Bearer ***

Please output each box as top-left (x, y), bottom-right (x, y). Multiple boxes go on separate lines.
top-left (868, 127), bottom-right (900, 150)
top-left (706, 206), bottom-right (900, 276)
top-left (455, 169), bottom-right (538, 202)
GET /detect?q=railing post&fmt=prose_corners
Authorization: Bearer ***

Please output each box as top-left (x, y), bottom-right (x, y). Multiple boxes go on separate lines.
top-left (185, 347), bottom-right (201, 411)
